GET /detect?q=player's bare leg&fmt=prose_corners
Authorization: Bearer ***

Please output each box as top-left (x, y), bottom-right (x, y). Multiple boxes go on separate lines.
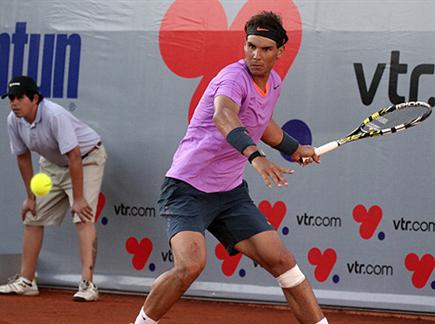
top-left (236, 231), bottom-right (326, 324)
top-left (21, 225), bottom-right (44, 280)
top-left (141, 231), bottom-right (207, 322)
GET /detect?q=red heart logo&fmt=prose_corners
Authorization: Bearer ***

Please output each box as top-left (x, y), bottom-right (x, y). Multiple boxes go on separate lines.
top-left (404, 253), bottom-right (435, 289)
top-left (215, 243), bottom-right (243, 277)
top-left (125, 237), bottom-right (153, 271)
top-left (159, 0), bottom-right (302, 121)
top-left (94, 192), bottom-right (106, 222)
top-left (352, 204), bottom-right (382, 240)
top-left (258, 200), bottom-right (287, 230)
top-left (308, 247), bottom-right (337, 282)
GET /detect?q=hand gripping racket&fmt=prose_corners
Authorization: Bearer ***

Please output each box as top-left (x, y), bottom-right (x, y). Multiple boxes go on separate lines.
top-left (310, 101), bottom-right (432, 157)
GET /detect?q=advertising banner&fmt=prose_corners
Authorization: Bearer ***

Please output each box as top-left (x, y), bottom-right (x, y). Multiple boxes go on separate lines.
top-left (0, 0), bottom-right (434, 313)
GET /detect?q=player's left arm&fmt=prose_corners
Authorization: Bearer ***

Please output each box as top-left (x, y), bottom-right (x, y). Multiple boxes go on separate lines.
top-left (66, 146), bottom-right (93, 222)
top-left (213, 96), bottom-right (292, 187)
top-left (261, 119), bottom-right (320, 164)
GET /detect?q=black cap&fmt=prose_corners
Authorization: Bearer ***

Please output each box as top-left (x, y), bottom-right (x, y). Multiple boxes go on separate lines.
top-left (1, 76), bottom-right (40, 99)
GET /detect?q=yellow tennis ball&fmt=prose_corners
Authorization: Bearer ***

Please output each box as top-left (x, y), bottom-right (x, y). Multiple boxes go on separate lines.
top-left (30, 173), bottom-right (52, 197)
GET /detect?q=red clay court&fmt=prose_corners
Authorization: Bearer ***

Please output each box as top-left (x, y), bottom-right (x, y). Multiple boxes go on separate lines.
top-left (1, 287), bottom-right (434, 324)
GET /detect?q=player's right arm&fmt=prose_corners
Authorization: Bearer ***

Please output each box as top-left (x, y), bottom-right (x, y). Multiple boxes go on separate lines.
top-left (213, 95), bottom-right (292, 188)
top-left (16, 150), bottom-right (36, 219)
top-left (261, 119), bottom-right (320, 164)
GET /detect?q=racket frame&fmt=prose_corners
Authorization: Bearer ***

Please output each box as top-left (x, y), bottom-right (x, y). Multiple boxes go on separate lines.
top-left (313, 101), bottom-right (432, 156)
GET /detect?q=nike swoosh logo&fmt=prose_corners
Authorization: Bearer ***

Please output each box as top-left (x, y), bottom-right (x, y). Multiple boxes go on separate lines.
top-left (273, 85), bottom-right (280, 90)
top-left (256, 27), bottom-right (269, 32)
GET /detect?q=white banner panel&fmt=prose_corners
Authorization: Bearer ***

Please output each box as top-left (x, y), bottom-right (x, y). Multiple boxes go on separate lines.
top-left (0, 0), bottom-right (434, 313)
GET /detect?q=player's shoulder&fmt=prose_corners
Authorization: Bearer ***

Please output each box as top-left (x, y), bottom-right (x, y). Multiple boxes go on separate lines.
top-left (270, 69), bottom-right (282, 85)
top-left (217, 60), bottom-right (249, 79)
top-left (265, 69), bottom-right (281, 93)
top-left (223, 59), bottom-right (247, 71)
top-left (213, 60), bottom-right (251, 89)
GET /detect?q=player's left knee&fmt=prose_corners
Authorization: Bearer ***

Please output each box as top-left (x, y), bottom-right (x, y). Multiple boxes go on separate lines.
top-left (276, 264), bottom-right (306, 288)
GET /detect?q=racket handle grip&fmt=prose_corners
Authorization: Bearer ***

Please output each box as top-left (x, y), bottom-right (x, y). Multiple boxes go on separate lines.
top-left (314, 141), bottom-right (339, 156)
top-left (301, 141), bottom-right (339, 163)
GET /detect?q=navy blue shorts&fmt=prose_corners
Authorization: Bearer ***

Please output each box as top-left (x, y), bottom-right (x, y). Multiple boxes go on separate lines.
top-left (158, 177), bottom-right (273, 256)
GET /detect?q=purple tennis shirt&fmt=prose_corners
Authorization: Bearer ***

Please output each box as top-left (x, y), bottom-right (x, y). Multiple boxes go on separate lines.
top-left (166, 59), bottom-right (282, 192)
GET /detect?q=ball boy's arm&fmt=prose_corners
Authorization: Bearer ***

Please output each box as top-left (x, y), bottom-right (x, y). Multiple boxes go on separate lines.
top-left (17, 150), bottom-right (35, 200)
top-left (16, 150), bottom-right (37, 218)
top-left (66, 146), bottom-right (93, 222)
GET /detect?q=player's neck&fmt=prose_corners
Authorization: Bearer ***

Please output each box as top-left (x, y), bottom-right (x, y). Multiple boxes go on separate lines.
top-left (252, 75), bottom-right (269, 92)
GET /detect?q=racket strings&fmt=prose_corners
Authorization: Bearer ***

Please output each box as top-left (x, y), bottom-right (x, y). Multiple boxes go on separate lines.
top-left (361, 103), bottom-right (431, 133)
top-left (317, 101), bottom-right (431, 154)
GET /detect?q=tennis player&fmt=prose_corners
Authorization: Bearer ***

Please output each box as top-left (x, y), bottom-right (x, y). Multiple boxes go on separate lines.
top-left (133, 11), bottom-right (327, 324)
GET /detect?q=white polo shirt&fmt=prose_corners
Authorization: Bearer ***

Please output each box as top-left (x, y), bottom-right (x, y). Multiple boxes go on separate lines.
top-left (7, 99), bottom-right (101, 166)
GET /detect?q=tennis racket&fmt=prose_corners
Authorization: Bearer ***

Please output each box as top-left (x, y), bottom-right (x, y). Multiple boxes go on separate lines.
top-left (310, 101), bottom-right (432, 157)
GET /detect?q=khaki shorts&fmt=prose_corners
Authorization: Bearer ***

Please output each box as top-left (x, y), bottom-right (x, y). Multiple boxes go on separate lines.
top-left (24, 145), bottom-right (107, 226)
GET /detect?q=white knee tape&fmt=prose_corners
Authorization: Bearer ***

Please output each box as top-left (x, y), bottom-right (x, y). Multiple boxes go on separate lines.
top-left (276, 265), bottom-right (306, 288)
